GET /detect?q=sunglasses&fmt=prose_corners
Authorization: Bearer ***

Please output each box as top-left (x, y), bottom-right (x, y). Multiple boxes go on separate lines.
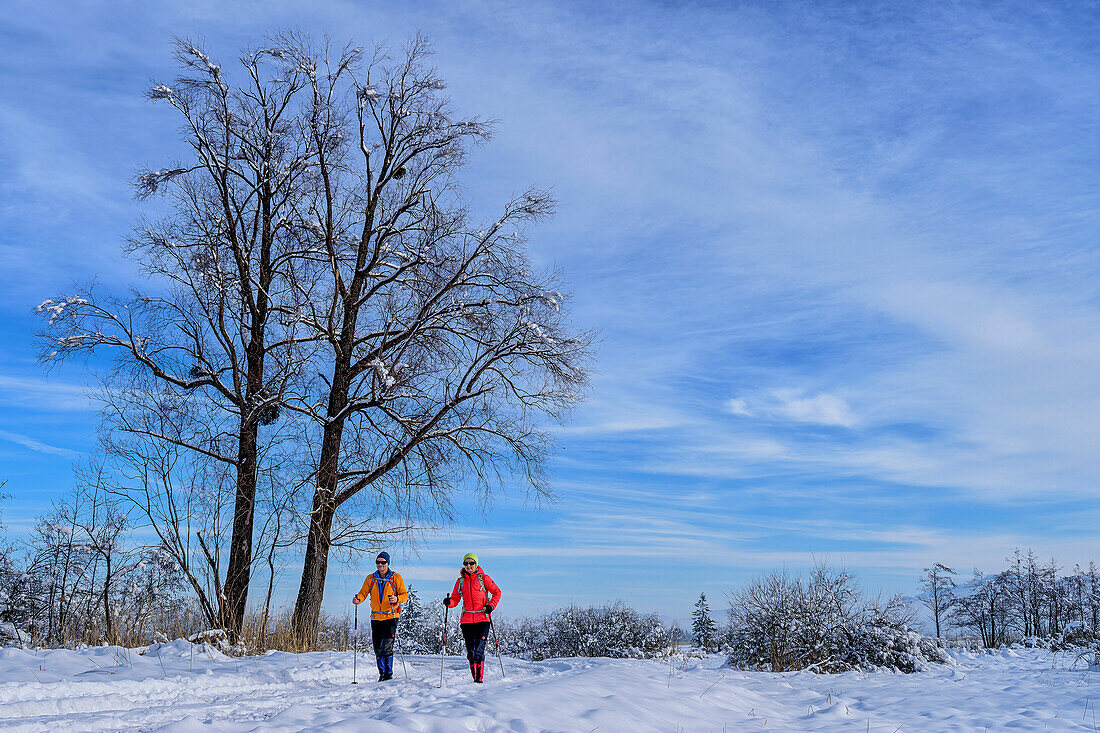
top-left (376, 560), bottom-right (388, 565)
top-left (463, 561), bottom-right (477, 566)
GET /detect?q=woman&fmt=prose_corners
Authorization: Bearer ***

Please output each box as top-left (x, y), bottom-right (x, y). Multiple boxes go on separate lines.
top-left (352, 551), bottom-right (408, 681)
top-left (444, 552), bottom-right (501, 683)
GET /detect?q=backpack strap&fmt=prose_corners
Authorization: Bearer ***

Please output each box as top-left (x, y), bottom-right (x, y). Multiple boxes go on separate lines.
top-left (371, 571), bottom-right (394, 618)
top-left (458, 572), bottom-right (489, 612)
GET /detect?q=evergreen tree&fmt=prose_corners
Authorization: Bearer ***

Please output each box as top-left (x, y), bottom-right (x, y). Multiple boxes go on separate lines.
top-left (397, 586), bottom-right (435, 654)
top-left (691, 592), bottom-right (719, 652)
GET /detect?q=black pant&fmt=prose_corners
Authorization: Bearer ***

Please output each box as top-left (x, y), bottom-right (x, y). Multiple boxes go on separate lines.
top-left (371, 618), bottom-right (397, 658)
top-left (461, 621), bottom-right (490, 662)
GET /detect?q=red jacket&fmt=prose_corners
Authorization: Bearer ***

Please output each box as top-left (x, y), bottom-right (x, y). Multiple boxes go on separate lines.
top-left (446, 568), bottom-right (501, 623)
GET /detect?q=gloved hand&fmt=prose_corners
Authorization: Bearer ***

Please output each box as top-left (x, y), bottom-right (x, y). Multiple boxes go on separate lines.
top-left (482, 604), bottom-right (493, 614)
top-left (443, 594), bottom-right (451, 605)
top-left (352, 596), bottom-right (360, 605)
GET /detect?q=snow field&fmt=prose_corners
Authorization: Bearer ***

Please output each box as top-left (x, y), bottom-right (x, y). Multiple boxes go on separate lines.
top-left (0, 643), bottom-right (1097, 731)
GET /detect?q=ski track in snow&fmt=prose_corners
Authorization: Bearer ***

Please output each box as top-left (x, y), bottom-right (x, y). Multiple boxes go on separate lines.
top-left (0, 643), bottom-right (1097, 731)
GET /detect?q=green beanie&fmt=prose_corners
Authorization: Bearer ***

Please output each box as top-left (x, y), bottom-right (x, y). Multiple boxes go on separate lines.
top-left (463, 552), bottom-right (479, 564)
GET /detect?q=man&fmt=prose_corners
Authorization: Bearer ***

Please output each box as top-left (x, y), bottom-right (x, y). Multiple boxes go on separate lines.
top-left (444, 552), bottom-right (501, 683)
top-left (353, 551), bottom-right (408, 681)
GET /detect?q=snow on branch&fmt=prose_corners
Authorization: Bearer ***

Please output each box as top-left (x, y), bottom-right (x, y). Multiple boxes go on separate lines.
top-left (36, 296), bottom-right (88, 326)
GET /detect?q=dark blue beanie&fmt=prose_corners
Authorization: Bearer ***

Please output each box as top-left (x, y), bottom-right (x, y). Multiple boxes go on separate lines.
top-left (376, 551), bottom-right (390, 564)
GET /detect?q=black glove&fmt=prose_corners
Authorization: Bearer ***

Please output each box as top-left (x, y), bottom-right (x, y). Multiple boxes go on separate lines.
top-left (443, 594), bottom-right (451, 605)
top-left (482, 604), bottom-right (493, 614)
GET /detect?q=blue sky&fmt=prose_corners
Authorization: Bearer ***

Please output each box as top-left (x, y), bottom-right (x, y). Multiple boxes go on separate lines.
top-left (1, 1), bottom-right (1099, 626)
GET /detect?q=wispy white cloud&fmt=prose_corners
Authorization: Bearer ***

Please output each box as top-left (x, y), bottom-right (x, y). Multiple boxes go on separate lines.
top-left (725, 389), bottom-right (857, 427)
top-left (725, 398), bottom-right (751, 417)
top-left (0, 374), bottom-right (91, 412)
top-left (771, 390), bottom-right (856, 427)
top-left (0, 429), bottom-right (80, 458)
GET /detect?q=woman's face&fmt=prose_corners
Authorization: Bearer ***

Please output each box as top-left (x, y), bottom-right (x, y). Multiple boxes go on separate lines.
top-left (463, 558), bottom-right (479, 573)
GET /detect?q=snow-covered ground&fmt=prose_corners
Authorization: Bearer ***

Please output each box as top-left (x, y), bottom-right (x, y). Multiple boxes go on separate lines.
top-left (0, 642), bottom-right (1097, 731)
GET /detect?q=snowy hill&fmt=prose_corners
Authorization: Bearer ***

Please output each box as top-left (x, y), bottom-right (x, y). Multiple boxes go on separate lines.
top-left (0, 643), bottom-right (1096, 731)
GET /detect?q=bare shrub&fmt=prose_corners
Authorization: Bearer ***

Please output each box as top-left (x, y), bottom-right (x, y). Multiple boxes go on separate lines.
top-left (727, 564), bottom-right (948, 673)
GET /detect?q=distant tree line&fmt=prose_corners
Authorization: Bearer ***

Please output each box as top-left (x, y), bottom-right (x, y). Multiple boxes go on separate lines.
top-left (708, 551), bottom-right (1100, 674)
top-left (919, 550), bottom-right (1100, 648)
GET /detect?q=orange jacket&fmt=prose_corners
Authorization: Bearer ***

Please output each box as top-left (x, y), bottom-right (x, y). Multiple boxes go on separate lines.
top-left (354, 570), bottom-right (408, 621)
top-left (445, 568), bottom-right (501, 624)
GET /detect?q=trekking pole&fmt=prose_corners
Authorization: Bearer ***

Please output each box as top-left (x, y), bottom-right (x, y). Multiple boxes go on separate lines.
top-left (395, 615), bottom-right (408, 680)
top-left (439, 603), bottom-right (450, 688)
top-left (352, 604), bottom-right (358, 685)
top-left (488, 613), bottom-right (506, 679)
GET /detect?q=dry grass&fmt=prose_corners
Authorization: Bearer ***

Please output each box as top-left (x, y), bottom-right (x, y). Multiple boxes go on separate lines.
top-left (235, 608), bottom-right (354, 654)
top-left (24, 604), bottom-right (357, 656)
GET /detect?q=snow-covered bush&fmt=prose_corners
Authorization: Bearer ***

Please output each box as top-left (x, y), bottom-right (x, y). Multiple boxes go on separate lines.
top-left (187, 628), bottom-right (246, 656)
top-left (0, 491), bottom-right (43, 637)
top-left (840, 600), bottom-right (951, 673)
top-left (496, 602), bottom-right (669, 660)
top-left (1009, 623), bottom-right (1100, 652)
top-left (0, 544), bottom-right (22, 627)
top-left (392, 600), bottom-right (672, 661)
top-left (727, 565), bottom-right (949, 673)
top-left (1059, 621), bottom-right (1100, 648)
top-left (0, 621), bottom-right (29, 648)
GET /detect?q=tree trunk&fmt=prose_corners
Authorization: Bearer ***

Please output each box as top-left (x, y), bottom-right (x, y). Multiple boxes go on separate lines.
top-left (103, 555), bottom-right (113, 645)
top-left (290, 347), bottom-right (351, 646)
top-left (290, 490), bottom-right (337, 647)
top-left (262, 551), bottom-right (276, 648)
top-left (222, 417), bottom-right (259, 635)
top-left (221, 288), bottom-right (268, 637)
top-left (290, 412), bottom-right (345, 644)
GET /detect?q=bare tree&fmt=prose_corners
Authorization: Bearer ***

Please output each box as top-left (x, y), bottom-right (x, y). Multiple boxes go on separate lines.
top-left (918, 562), bottom-right (957, 639)
top-left (71, 463), bottom-right (138, 644)
top-left (951, 570), bottom-right (1011, 648)
top-left (281, 37), bottom-right (593, 644)
top-left (22, 466), bottom-right (185, 646)
top-left (100, 408), bottom-right (231, 629)
top-left (36, 37), bottom-right (324, 635)
top-left (1088, 561), bottom-right (1100, 633)
top-left (27, 487), bottom-right (93, 643)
